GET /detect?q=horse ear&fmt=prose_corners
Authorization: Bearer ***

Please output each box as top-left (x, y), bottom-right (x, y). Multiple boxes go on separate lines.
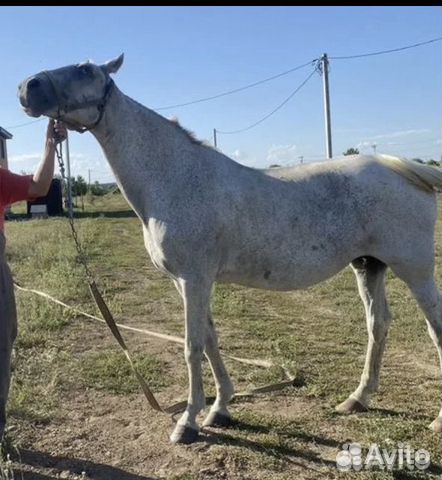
top-left (103, 54), bottom-right (124, 75)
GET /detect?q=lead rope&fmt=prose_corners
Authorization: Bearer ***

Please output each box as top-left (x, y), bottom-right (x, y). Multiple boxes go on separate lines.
top-left (54, 142), bottom-right (181, 415)
top-left (24, 140), bottom-right (297, 419)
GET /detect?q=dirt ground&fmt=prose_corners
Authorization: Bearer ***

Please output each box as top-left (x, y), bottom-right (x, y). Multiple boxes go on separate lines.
top-left (3, 196), bottom-right (442, 479)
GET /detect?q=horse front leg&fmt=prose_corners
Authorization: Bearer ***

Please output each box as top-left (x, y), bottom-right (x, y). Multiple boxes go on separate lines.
top-left (202, 312), bottom-right (235, 427)
top-left (170, 276), bottom-right (212, 444)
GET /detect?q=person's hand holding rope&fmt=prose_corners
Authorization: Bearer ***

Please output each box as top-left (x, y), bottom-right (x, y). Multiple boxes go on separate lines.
top-left (28, 120), bottom-right (67, 199)
top-left (47, 119), bottom-right (67, 146)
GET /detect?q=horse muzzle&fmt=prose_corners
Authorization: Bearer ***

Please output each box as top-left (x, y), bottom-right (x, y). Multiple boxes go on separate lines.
top-left (18, 75), bottom-right (57, 118)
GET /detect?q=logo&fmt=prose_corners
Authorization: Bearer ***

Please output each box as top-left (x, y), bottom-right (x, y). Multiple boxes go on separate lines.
top-left (336, 442), bottom-right (430, 471)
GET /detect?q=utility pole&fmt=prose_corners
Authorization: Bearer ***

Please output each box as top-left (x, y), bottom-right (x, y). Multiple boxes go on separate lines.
top-left (65, 132), bottom-right (74, 219)
top-left (213, 128), bottom-right (217, 148)
top-left (299, 155), bottom-right (304, 165)
top-left (372, 143), bottom-right (377, 155)
top-left (88, 169), bottom-right (91, 188)
top-left (321, 53), bottom-right (333, 159)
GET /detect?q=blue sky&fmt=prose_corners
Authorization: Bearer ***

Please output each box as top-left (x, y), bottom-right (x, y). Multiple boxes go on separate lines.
top-left (1, 6), bottom-right (441, 182)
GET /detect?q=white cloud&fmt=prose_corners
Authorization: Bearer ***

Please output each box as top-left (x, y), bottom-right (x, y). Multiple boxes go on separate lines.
top-left (231, 149), bottom-right (248, 161)
top-left (10, 152), bottom-right (85, 164)
top-left (334, 128), bottom-right (372, 134)
top-left (266, 144), bottom-right (298, 166)
top-left (365, 129), bottom-right (430, 141)
top-left (357, 129), bottom-right (438, 152)
top-left (9, 151), bottom-right (113, 182)
top-left (9, 153), bottom-right (41, 174)
top-left (9, 153), bottom-right (41, 163)
top-left (357, 141), bottom-right (375, 150)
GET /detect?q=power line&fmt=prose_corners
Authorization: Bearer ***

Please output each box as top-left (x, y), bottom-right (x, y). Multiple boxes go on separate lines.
top-left (330, 36), bottom-right (441, 60)
top-left (154, 59), bottom-right (317, 111)
top-left (4, 36), bottom-right (439, 143)
top-left (154, 37), bottom-right (440, 112)
top-left (217, 66), bottom-right (318, 135)
top-left (4, 36), bottom-right (439, 130)
top-left (5, 118), bottom-right (44, 129)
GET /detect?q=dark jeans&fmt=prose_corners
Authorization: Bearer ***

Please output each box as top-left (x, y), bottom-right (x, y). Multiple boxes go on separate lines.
top-left (0, 232), bottom-right (17, 438)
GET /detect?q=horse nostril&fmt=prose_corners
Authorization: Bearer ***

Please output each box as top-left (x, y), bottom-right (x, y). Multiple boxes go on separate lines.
top-left (27, 78), bottom-right (40, 89)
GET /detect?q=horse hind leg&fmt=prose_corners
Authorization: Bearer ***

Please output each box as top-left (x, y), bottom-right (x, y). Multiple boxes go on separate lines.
top-left (393, 270), bottom-right (442, 432)
top-left (336, 256), bottom-right (392, 413)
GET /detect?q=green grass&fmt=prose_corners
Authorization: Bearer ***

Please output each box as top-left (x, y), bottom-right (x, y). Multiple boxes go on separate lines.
top-left (2, 193), bottom-right (442, 479)
top-left (8, 346), bottom-right (63, 423)
top-left (79, 350), bottom-right (167, 394)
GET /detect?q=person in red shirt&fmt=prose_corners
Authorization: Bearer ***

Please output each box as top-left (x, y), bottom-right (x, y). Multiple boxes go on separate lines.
top-left (0, 119), bottom-right (66, 439)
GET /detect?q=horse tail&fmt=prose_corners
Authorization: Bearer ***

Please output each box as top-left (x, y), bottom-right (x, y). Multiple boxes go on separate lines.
top-left (376, 154), bottom-right (442, 193)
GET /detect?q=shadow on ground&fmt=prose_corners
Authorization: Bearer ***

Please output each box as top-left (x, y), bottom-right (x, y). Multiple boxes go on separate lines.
top-left (13, 449), bottom-right (157, 480)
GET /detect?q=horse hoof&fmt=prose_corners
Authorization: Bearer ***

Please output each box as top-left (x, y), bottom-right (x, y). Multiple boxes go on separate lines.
top-left (335, 397), bottom-right (368, 414)
top-left (170, 424), bottom-right (199, 444)
top-left (203, 411), bottom-right (233, 428)
top-left (429, 417), bottom-right (442, 433)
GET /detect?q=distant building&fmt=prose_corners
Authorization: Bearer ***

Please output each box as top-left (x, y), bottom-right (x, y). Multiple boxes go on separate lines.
top-left (0, 127), bottom-right (12, 169)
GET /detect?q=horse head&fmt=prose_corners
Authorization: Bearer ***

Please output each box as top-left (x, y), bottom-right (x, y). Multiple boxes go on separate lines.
top-left (18, 54), bottom-right (124, 131)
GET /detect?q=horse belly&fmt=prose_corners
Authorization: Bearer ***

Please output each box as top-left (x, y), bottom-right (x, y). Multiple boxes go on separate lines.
top-left (217, 245), bottom-right (352, 291)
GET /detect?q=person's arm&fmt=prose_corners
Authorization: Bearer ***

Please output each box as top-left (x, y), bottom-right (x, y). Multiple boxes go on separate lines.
top-left (28, 120), bottom-right (67, 198)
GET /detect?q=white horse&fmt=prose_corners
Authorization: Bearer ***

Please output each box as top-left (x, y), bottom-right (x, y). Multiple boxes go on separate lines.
top-left (18, 55), bottom-right (442, 444)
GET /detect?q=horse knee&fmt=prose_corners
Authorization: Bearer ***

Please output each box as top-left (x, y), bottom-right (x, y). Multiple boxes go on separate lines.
top-left (185, 342), bottom-right (204, 362)
top-left (368, 323), bottom-right (388, 344)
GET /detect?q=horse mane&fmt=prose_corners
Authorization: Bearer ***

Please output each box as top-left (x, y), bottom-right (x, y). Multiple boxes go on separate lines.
top-left (125, 96), bottom-right (214, 149)
top-left (168, 117), bottom-right (212, 147)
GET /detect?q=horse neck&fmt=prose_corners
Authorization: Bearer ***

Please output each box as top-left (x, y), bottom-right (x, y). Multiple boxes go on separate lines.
top-left (91, 87), bottom-right (182, 219)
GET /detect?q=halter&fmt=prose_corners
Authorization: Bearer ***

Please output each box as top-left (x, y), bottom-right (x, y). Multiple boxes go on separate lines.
top-left (41, 70), bottom-right (114, 133)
